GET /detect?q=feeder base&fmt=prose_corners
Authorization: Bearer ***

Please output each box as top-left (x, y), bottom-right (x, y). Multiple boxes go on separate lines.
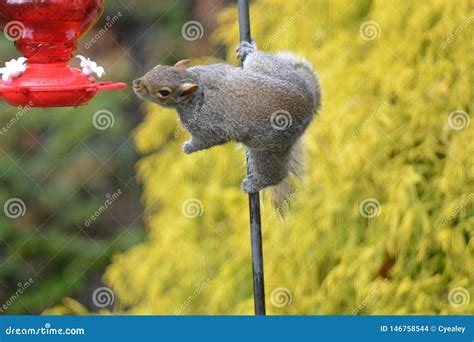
top-left (0, 63), bottom-right (126, 108)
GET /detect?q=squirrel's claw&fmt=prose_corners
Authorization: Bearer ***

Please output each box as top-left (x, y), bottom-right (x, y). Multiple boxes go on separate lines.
top-left (182, 141), bottom-right (198, 154)
top-left (237, 39), bottom-right (257, 63)
top-left (241, 178), bottom-right (261, 194)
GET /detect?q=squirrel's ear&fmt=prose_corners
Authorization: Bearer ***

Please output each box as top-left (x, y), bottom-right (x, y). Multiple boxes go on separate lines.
top-left (180, 83), bottom-right (199, 95)
top-left (174, 59), bottom-right (192, 69)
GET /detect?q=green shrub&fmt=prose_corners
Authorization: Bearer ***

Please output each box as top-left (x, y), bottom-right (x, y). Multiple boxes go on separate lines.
top-left (104, 0), bottom-right (473, 314)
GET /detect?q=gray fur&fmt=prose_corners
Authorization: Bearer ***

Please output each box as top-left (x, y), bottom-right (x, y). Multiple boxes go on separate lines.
top-left (133, 42), bottom-right (321, 208)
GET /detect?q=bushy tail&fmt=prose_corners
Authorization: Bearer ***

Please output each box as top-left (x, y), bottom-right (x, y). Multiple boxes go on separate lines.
top-left (269, 138), bottom-right (307, 214)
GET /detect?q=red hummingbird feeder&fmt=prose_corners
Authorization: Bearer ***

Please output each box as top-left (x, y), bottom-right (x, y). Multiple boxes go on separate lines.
top-left (0, 0), bottom-right (126, 108)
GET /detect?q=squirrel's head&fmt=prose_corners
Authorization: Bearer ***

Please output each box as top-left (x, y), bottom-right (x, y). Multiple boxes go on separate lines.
top-left (133, 60), bottom-right (199, 108)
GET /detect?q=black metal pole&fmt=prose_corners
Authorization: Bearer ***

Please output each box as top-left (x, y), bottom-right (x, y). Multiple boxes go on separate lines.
top-left (237, 0), bottom-right (266, 316)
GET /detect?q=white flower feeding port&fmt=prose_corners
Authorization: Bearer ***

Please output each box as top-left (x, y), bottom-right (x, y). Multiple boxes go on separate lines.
top-left (76, 55), bottom-right (105, 78)
top-left (0, 57), bottom-right (28, 82)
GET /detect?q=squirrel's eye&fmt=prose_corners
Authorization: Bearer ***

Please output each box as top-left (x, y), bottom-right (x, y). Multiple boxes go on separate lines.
top-left (158, 88), bottom-right (171, 98)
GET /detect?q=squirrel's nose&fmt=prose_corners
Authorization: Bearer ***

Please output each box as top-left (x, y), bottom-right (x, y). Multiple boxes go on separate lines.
top-left (133, 78), bottom-right (144, 89)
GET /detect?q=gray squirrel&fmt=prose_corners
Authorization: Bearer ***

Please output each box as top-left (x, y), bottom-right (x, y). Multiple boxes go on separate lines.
top-left (133, 41), bottom-right (321, 207)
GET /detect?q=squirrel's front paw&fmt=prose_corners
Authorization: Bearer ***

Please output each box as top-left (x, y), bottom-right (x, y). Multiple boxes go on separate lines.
top-left (236, 39), bottom-right (257, 62)
top-left (182, 141), bottom-right (198, 154)
top-left (241, 178), bottom-right (261, 194)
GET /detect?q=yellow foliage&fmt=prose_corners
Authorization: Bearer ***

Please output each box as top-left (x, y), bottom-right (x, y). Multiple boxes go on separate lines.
top-left (104, 0), bottom-right (473, 314)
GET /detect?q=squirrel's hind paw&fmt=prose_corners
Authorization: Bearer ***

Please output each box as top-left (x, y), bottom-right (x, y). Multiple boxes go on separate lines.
top-left (183, 141), bottom-right (198, 154)
top-left (241, 178), bottom-right (261, 194)
top-left (236, 39), bottom-right (257, 62)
